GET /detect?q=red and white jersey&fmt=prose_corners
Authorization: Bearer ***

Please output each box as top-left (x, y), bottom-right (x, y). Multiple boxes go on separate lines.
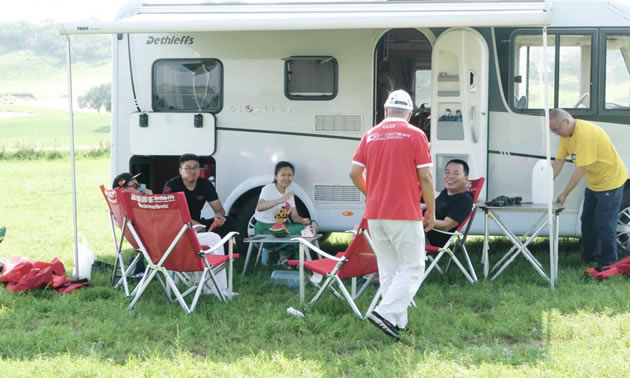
top-left (352, 117), bottom-right (432, 220)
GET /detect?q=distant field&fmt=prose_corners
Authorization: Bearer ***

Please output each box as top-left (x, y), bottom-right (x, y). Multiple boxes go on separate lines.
top-left (0, 50), bottom-right (111, 110)
top-left (0, 105), bottom-right (110, 149)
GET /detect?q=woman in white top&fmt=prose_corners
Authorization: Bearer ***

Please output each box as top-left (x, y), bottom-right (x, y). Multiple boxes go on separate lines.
top-left (254, 161), bottom-right (317, 263)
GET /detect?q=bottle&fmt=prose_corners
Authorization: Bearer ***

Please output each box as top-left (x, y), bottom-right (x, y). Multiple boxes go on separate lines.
top-left (76, 236), bottom-right (95, 280)
top-left (287, 307), bottom-right (305, 318)
top-left (271, 270), bottom-right (300, 288)
top-left (531, 160), bottom-right (552, 204)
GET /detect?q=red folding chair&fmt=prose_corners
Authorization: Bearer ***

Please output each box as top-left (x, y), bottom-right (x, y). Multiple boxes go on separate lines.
top-left (422, 177), bottom-right (485, 285)
top-left (289, 219), bottom-right (379, 319)
top-left (100, 185), bottom-right (143, 296)
top-left (118, 191), bottom-right (239, 313)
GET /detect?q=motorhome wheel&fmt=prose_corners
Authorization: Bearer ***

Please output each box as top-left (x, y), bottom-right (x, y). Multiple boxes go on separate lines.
top-left (617, 195), bottom-right (630, 255)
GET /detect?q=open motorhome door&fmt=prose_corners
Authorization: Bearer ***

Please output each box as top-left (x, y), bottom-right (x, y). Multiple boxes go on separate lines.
top-left (431, 28), bottom-right (489, 195)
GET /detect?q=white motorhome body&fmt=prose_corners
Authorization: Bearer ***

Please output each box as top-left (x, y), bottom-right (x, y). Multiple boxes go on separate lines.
top-left (59, 0), bottom-right (630, 252)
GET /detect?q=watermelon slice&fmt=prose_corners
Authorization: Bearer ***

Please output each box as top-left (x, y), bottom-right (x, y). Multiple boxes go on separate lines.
top-left (269, 221), bottom-right (289, 237)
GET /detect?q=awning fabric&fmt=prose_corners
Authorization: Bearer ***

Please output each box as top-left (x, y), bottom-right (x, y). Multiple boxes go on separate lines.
top-left (58, 0), bottom-right (552, 35)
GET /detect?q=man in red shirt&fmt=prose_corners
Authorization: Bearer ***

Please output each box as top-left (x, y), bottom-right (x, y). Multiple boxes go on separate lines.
top-left (350, 89), bottom-right (435, 340)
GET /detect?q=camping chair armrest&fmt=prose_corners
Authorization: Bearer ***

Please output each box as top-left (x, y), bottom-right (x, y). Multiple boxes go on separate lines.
top-left (200, 231), bottom-right (239, 255)
top-left (192, 224), bottom-right (206, 232)
top-left (291, 237), bottom-right (344, 262)
top-left (431, 228), bottom-right (459, 236)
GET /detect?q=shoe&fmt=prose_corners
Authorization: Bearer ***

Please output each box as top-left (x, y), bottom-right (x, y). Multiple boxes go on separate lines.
top-left (277, 259), bottom-right (294, 270)
top-left (367, 311), bottom-right (399, 340)
top-left (130, 272), bottom-right (144, 280)
top-left (223, 291), bottom-right (239, 299)
top-left (358, 276), bottom-right (379, 288)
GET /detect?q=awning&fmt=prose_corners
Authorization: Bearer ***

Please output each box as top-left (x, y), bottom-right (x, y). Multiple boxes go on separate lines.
top-left (58, 0), bottom-right (552, 35)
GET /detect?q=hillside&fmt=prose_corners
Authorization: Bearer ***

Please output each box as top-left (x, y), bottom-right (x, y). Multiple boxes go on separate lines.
top-left (0, 21), bottom-right (112, 110)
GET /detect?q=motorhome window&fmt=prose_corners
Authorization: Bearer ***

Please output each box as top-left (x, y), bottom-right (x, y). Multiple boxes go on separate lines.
top-left (513, 34), bottom-right (555, 110)
top-left (512, 33), bottom-right (593, 111)
top-left (152, 59), bottom-right (222, 112)
top-left (604, 35), bottom-right (630, 110)
top-left (558, 35), bottom-right (592, 109)
top-left (414, 69), bottom-right (432, 108)
top-left (285, 57), bottom-right (337, 100)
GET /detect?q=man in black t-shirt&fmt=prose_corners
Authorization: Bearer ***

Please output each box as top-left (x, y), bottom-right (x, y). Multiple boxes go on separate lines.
top-left (163, 153), bottom-right (233, 237)
top-left (425, 159), bottom-right (474, 248)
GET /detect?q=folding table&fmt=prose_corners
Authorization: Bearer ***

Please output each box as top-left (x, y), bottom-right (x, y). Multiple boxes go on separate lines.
top-left (478, 202), bottom-right (564, 288)
top-left (241, 233), bottom-right (323, 275)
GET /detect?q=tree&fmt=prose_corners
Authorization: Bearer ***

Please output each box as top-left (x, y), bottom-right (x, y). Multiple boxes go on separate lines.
top-left (78, 83), bottom-right (111, 112)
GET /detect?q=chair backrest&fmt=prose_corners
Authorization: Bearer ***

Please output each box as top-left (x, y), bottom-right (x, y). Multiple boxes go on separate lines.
top-left (100, 185), bottom-right (140, 250)
top-left (119, 191), bottom-right (206, 272)
top-left (337, 218), bottom-right (378, 279)
top-left (454, 177), bottom-right (486, 233)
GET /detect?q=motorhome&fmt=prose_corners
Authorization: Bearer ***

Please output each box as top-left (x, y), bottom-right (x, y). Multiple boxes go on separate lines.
top-left (59, 0), bottom-right (630, 252)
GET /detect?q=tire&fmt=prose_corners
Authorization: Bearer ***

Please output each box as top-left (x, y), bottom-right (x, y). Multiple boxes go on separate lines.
top-left (234, 194), bottom-right (259, 254)
top-left (617, 195), bottom-right (630, 255)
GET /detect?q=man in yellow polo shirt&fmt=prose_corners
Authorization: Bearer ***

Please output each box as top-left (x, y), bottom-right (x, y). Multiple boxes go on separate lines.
top-left (550, 108), bottom-right (628, 266)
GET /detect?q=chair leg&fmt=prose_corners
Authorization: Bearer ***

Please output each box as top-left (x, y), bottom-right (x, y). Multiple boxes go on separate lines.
top-left (365, 286), bottom-right (382, 319)
top-left (115, 253), bottom-right (142, 297)
top-left (426, 255), bottom-right (444, 275)
top-left (128, 267), bottom-right (160, 309)
top-left (447, 252), bottom-right (476, 284)
top-left (163, 270), bottom-right (193, 314)
top-left (353, 273), bottom-right (377, 300)
top-left (334, 276), bottom-right (363, 319)
top-left (461, 245), bottom-right (478, 282)
top-left (422, 251), bottom-right (446, 285)
top-left (206, 268), bottom-right (226, 302)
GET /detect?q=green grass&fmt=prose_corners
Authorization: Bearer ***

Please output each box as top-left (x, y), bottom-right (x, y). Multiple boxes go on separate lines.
top-left (1, 158), bottom-right (630, 376)
top-left (0, 105), bottom-right (111, 149)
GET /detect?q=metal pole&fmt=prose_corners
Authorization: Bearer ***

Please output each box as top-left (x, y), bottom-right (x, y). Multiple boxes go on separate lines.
top-left (541, 27), bottom-right (555, 288)
top-left (66, 36), bottom-right (80, 278)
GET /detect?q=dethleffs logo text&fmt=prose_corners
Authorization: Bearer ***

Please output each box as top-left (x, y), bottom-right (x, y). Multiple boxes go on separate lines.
top-left (146, 35), bottom-right (194, 45)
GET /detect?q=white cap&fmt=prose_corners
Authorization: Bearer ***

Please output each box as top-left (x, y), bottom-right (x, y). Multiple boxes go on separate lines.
top-left (384, 90), bottom-right (413, 110)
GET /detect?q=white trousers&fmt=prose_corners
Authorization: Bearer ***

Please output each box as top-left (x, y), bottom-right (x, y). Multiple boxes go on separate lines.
top-left (194, 232), bottom-right (227, 297)
top-left (368, 219), bottom-right (425, 329)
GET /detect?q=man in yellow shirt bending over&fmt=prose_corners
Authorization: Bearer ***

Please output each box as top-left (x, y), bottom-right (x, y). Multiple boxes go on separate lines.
top-left (550, 108), bottom-right (628, 266)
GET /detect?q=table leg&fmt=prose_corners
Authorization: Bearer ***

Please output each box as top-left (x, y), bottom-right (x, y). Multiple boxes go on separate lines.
top-left (490, 215), bottom-right (546, 274)
top-left (254, 242), bottom-right (264, 267)
top-left (483, 210), bottom-right (489, 279)
top-left (489, 211), bottom-right (550, 283)
top-left (242, 242), bottom-right (255, 276)
top-left (299, 243), bottom-right (305, 303)
top-left (551, 212), bottom-right (560, 288)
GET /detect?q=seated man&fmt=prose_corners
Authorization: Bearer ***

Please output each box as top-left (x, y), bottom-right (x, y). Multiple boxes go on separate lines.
top-left (112, 172), bottom-right (153, 195)
top-left (425, 159), bottom-right (474, 248)
top-left (115, 170), bottom-right (231, 298)
top-left (163, 153), bottom-right (234, 238)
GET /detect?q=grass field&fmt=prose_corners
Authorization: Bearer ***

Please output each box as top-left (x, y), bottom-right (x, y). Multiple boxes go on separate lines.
top-left (1, 157), bottom-right (630, 377)
top-left (0, 104), bottom-right (111, 150)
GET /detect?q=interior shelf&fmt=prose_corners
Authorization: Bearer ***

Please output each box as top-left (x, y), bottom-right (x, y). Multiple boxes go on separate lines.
top-left (437, 75), bottom-right (459, 82)
top-left (437, 90), bottom-right (460, 97)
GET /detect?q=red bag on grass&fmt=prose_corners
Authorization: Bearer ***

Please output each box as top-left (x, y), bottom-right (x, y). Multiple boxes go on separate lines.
top-left (0, 256), bottom-right (90, 294)
top-left (585, 256), bottom-right (630, 280)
